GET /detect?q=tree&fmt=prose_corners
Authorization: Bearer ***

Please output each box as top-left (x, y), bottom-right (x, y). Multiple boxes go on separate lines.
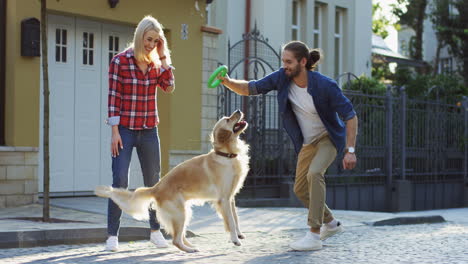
top-left (372, 3), bottom-right (392, 39)
top-left (429, 1), bottom-right (450, 75)
top-left (392, 0), bottom-right (428, 61)
top-left (430, 0), bottom-right (468, 86)
top-left (40, 0), bottom-right (50, 222)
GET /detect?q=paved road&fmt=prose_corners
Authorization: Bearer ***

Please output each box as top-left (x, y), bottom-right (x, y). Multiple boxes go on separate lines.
top-left (1, 222), bottom-right (467, 264)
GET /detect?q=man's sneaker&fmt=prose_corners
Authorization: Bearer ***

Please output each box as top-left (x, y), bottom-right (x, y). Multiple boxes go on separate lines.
top-left (320, 221), bottom-right (344, 240)
top-left (150, 230), bottom-right (169, 248)
top-left (105, 236), bottom-right (119, 252)
top-left (289, 231), bottom-right (322, 251)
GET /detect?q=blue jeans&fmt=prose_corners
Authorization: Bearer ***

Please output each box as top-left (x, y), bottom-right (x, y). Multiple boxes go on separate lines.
top-left (107, 125), bottom-right (161, 236)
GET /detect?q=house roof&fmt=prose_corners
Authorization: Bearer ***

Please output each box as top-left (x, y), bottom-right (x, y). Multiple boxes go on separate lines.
top-left (371, 34), bottom-right (426, 67)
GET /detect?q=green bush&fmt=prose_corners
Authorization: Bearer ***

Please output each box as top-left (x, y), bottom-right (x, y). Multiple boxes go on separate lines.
top-left (346, 75), bottom-right (387, 95)
top-left (393, 67), bottom-right (467, 102)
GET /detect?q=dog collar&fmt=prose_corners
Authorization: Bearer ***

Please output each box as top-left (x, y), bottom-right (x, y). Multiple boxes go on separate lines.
top-left (215, 150), bottom-right (237, 158)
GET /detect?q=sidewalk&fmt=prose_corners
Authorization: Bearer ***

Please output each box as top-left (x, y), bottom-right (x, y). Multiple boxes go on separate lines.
top-left (0, 197), bottom-right (467, 248)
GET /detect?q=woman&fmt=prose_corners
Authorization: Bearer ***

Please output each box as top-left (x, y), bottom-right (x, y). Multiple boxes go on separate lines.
top-left (105, 15), bottom-right (175, 252)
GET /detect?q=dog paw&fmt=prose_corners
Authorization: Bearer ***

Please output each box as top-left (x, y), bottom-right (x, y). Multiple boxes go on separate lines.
top-left (233, 240), bottom-right (242, 246)
top-left (185, 247), bottom-right (200, 253)
top-left (238, 233), bottom-right (246, 239)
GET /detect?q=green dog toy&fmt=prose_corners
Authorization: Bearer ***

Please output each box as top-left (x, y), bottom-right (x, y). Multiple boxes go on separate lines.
top-left (207, 65), bottom-right (228, 88)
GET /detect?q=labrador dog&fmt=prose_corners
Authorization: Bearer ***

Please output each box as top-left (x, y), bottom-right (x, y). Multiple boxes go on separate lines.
top-left (95, 110), bottom-right (249, 253)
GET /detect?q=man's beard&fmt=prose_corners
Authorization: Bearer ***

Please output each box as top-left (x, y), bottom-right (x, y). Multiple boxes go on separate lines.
top-left (285, 64), bottom-right (301, 78)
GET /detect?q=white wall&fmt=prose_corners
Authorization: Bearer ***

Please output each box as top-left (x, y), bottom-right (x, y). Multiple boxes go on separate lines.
top-left (252, 0), bottom-right (288, 52)
top-left (350, 0), bottom-right (373, 77)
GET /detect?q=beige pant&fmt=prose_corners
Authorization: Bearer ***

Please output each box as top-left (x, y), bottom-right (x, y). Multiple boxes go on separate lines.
top-left (294, 135), bottom-right (337, 229)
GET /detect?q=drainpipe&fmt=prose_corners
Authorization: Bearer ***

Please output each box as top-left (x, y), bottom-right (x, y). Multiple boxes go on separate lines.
top-left (244, 0), bottom-right (251, 80)
top-left (0, 0), bottom-right (6, 145)
top-left (242, 0), bottom-right (251, 115)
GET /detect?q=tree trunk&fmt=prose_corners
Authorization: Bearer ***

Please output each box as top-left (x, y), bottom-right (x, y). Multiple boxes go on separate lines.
top-left (462, 43), bottom-right (468, 87)
top-left (414, 0), bottom-right (427, 73)
top-left (41, 0), bottom-right (50, 222)
top-left (432, 41), bottom-right (441, 76)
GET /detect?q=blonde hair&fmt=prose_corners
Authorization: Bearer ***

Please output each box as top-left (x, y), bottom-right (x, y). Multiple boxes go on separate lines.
top-left (131, 15), bottom-right (171, 65)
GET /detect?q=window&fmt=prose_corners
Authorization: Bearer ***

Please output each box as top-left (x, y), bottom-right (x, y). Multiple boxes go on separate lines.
top-left (448, 2), bottom-right (459, 17)
top-left (313, 5), bottom-right (322, 48)
top-left (439, 57), bottom-right (453, 74)
top-left (400, 39), bottom-right (409, 57)
top-left (334, 9), bottom-right (344, 78)
top-left (313, 4), bottom-right (323, 71)
top-left (108, 36), bottom-right (120, 63)
top-left (55, 28), bottom-right (67, 63)
top-left (82, 32), bottom-right (94, 65)
top-left (291, 0), bottom-right (301, 40)
top-left (206, 3), bottom-right (212, 25)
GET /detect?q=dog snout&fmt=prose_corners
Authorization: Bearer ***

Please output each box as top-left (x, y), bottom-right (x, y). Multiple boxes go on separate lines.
top-left (233, 109), bottom-right (243, 119)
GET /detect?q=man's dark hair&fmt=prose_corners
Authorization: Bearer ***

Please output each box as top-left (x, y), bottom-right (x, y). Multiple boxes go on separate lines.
top-left (283, 41), bottom-right (322, 70)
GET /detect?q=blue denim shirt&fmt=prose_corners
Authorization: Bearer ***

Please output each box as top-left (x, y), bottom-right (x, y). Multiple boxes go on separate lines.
top-left (248, 68), bottom-right (356, 154)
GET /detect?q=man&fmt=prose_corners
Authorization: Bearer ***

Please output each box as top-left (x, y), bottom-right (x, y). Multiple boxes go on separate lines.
top-left (219, 41), bottom-right (358, 251)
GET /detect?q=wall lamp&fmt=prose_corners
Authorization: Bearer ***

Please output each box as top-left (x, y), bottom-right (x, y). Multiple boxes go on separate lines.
top-left (108, 0), bottom-right (119, 8)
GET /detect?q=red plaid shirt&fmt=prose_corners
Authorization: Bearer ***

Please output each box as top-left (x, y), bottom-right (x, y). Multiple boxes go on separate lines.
top-left (108, 49), bottom-right (174, 130)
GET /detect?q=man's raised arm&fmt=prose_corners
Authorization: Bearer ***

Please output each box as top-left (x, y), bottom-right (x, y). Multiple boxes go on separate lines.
top-left (220, 76), bottom-right (250, 96)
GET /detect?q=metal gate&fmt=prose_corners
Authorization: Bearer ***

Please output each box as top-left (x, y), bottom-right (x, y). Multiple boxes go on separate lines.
top-left (217, 26), bottom-right (296, 198)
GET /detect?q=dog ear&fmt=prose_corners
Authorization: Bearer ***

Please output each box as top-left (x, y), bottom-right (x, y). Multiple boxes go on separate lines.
top-left (216, 129), bottom-right (232, 144)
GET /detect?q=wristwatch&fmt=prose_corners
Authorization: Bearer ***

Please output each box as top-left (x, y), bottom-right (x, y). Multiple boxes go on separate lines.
top-left (345, 147), bottom-right (355, 154)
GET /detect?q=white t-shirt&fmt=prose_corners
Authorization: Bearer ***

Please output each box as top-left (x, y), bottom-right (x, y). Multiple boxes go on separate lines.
top-left (288, 82), bottom-right (327, 145)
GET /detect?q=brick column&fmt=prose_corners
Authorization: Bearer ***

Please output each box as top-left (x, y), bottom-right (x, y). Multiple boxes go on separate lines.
top-left (0, 147), bottom-right (38, 207)
top-left (200, 26), bottom-right (223, 153)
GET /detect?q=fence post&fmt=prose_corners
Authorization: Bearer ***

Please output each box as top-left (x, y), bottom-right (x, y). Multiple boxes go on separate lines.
top-left (391, 86), bottom-right (412, 211)
top-left (463, 96), bottom-right (468, 206)
top-left (385, 85), bottom-right (393, 211)
top-left (400, 86), bottom-right (407, 181)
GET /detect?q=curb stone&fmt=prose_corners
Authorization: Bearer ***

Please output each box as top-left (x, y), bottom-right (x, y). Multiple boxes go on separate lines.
top-left (367, 215), bottom-right (446, 226)
top-left (0, 227), bottom-right (195, 249)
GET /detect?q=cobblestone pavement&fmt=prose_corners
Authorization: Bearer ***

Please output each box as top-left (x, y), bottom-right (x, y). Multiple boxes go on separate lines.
top-left (1, 222), bottom-right (467, 264)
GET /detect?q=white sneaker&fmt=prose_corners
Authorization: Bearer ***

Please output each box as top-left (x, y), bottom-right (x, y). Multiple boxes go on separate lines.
top-left (320, 221), bottom-right (344, 240)
top-left (105, 236), bottom-right (119, 252)
top-left (289, 231), bottom-right (322, 251)
top-left (150, 230), bottom-right (169, 248)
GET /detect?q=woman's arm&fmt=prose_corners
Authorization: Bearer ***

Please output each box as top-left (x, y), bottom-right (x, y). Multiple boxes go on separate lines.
top-left (108, 57), bottom-right (122, 125)
top-left (157, 67), bottom-right (175, 93)
top-left (157, 37), bottom-right (175, 93)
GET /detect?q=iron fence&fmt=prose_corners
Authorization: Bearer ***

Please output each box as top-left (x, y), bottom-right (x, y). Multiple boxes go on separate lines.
top-left (217, 28), bottom-right (467, 211)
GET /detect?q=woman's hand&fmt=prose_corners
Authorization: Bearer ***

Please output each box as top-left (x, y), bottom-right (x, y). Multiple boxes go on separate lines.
top-left (111, 126), bottom-right (123, 157)
top-left (157, 37), bottom-right (166, 58)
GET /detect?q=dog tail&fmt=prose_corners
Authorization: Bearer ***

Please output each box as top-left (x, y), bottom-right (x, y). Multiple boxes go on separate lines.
top-left (94, 185), bottom-right (155, 220)
top-left (95, 185), bottom-right (113, 198)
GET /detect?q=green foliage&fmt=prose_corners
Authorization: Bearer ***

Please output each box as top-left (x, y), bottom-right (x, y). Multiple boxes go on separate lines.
top-left (346, 75), bottom-right (387, 95)
top-left (371, 63), bottom-right (393, 82)
top-left (393, 67), bottom-right (467, 101)
top-left (347, 70), bottom-right (466, 102)
top-left (430, 0), bottom-right (468, 86)
top-left (372, 3), bottom-right (391, 39)
top-left (392, 0), bottom-right (428, 61)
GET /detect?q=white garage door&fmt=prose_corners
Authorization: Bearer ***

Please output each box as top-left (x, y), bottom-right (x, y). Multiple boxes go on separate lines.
top-left (39, 14), bottom-right (147, 194)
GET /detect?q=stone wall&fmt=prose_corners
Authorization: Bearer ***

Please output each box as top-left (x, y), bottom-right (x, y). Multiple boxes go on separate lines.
top-left (200, 26), bottom-right (222, 153)
top-left (0, 147), bottom-right (38, 207)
